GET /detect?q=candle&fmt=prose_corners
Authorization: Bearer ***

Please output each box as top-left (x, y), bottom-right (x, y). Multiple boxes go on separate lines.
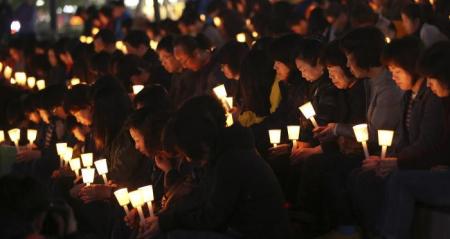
top-left (86, 36), bottom-right (94, 44)
top-left (385, 37), bottom-right (391, 44)
top-left (139, 185), bottom-right (154, 217)
top-left (63, 147), bottom-right (73, 167)
top-left (116, 41), bottom-right (124, 50)
top-left (236, 33), bottom-right (246, 43)
top-left (94, 159), bottom-right (108, 184)
top-left (213, 84), bottom-right (227, 99)
top-left (70, 78), bottom-right (81, 86)
top-left (128, 190), bottom-right (145, 224)
top-left (225, 97), bottom-right (233, 108)
top-left (114, 188), bottom-right (130, 214)
top-left (56, 143), bottom-right (67, 167)
top-left (15, 72), bottom-right (26, 86)
top-left (299, 102), bottom-right (319, 128)
top-left (226, 113), bottom-right (234, 127)
top-left (252, 31), bottom-right (259, 38)
top-left (269, 129), bottom-right (281, 148)
top-left (79, 35), bottom-right (87, 43)
top-left (378, 130), bottom-right (394, 160)
top-left (150, 40), bottom-right (158, 50)
top-left (69, 158), bottom-right (81, 177)
top-left (10, 78), bottom-right (16, 84)
top-left (8, 128), bottom-right (20, 147)
top-left (36, 80), bottom-right (46, 90)
top-left (353, 124), bottom-right (370, 159)
top-left (132, 85), bottom-right (144, 95)
top-left (27, 77), bottom-right (36, 89)
top-left (287, 125), bottom-right (300, 149)
top-left (81, 153), bottom-right (93, 168)
top-left (27, 129), bottom-right (37, 148)
top-left (91, 27), bottom-right (99, 36)
top-left (0, 130), bottom-right (4, 143)
top-left (200, 14), bottom-right (206, 22)
top-left (81, 168), bottom-right (95, 186)
top-left (213, 17), bottom-right (222, 27)
top-left (4, 66), bottom-right (12, 79)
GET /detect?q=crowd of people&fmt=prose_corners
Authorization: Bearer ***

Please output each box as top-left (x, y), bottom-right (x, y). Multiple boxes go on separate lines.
top-left (0, 0), bottom-right (449, 238)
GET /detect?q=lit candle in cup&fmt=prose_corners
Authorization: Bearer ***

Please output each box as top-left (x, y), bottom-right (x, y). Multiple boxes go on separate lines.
top-left (56, 143), bottom-right (67, 167)
top-left (8, 128), bottom-right (20, 148)
top-left (114, 188), bottom-right (130, 215)
top-left (91, 27), bottom-right (99, 35)
top-left (128, 190), bottom-right (146, 224)
top-left (27, 129), bottom-right (37, 148)
top-left (94, 159), bottom-right (109, 184)
top-left (299, 102), bottom-right (319, 128)
top-left (81, 153), bottom-right (93, 168)
top-left (0, 62), bottom-right (3, 72)
top-left (10, 78), bottom-right (16, 85)
top-left (27, 77), bottom-right (36, 89)
top-left (236, 33), bottom-right (246, 43)
top-left (36, 80), bottom-right (46, 90)
top-left (150, 40), bottom-right (158, 50)
top-left (139, 185), bottom-right (154, 217)
top-left (213, 84), bottom-right (227, 99)
top-left (132, 85), bottom-right (144, 95)
top-left (353, 124), bottom-right (370, 159)
top-left (70, 78), bottom-right (81, 86)
top-left (63, 147), bottom-right (73, 167)
top-left (213, 17), bottom-right (222, 27)
top-left (15, 72), bottom-right (27, 86)
top-left (69, 158), bottom-right (81, 177)
top-left (269, 129), bottom-right (281, 148)
top-left (287, 125), bottom-right (300, 149)
top-left (0, 130), bottom-right (4, 143)
top-left (86, 36), bottom-right (94, 44)
top-left (4, 66), bottom-right (12, 79)
top-left (378, 130), bottom-right (394, 160)
top-left (81, 168), bottom-right (95, 186)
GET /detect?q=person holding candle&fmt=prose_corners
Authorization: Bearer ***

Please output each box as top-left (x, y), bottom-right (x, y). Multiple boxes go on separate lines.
top-left (137, 96), bottom-right (291, 239)
top-left (291, 38), bottom-right (340, 162)
top-left (348, 36), bottom-right (446, 237)
top-left (379, 41), bottom-right (450, 239)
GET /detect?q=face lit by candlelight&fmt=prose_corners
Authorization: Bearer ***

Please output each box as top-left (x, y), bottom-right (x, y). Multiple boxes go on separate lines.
top-left (388, 64), bottom-right (414, 91)
top-left (129, 128), bottom-right (150, 157)
top-left (295, 59), bottom-right (324, 82)
top-left (27, 111), bottom-right (41, 124)
top-left (427, 77), bottom-right (449, 97)
top-left (157, 49), bottom-right (182, 73)
top-left (221, 64), bottom-right (239, 80)
top-left (273, 61), bottom-right (290, 81)
top-left (174, 46), bottom-right (202, 72)
top-left (327, 66), bottom-right (352, 89)
top-left (71, 107), bottom-right (93, 126)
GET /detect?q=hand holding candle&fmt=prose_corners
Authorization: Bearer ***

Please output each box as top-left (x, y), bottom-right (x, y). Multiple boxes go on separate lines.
top-left (353, 124), bottom-right (370, 159)
top-left (81, 168), bottom-right (95, 186)
top-left (114, 188), bottom-right (130, 214)
top-left (287, 125), bottom-right (300, 149)
top-left (269, 129), bottom-right (281, 148)
top-left (27, 129), bottom-right (37, 148)
top-left (299, 102), bottom-right (319, 128)
top-left (139, 185), bottom-right (154, 217)
top-left (94, 159), bottom-right (109, 184)
top-left (128, 190), bottom-right (146, 224)
top-left (378, 130), bottom-right (394, 160)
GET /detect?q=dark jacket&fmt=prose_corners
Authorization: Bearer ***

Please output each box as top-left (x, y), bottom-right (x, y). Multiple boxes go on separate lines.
top-left (158, 125), bottom-right (291, 239)
top-left (168, 70), bottom-right (197, 109)
top-left (396, 83), bottom-right (446, 169)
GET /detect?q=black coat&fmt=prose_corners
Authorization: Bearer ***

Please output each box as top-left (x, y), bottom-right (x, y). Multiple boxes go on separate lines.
top-left (158, 125), bottom-right (291, 239)
top-left (396, 83), bottom-right (446, 169)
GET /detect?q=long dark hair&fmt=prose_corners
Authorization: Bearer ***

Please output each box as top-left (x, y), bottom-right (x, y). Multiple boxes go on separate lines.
top-left (239, 49), bottom-right (274, 116)
top-left (90, 75), bottom-right (132, 150)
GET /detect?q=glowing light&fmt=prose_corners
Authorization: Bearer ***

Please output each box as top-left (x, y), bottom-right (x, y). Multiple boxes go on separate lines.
top-left (236, 33), bottom-right (246, 43)
top-left (269, 129), bottom-right (281, 147)
top-left (27, 77), bottom-right (36, 89)
top-left (4, 66), bottom-right (12, 79)
top-left (213, 17), bottom-right (222, 27)
top-left (81, 168), bottom-right (95, 186)
top-left (11, 21), bottom-right (21, 34)
top-left (36, 80), bottom-right (46, 90)
top-left (150, 40), bottom-right (158, 50)
top-left (132, 85), bottom-right (144, 95)
top-left (200, 14), bottom-right (206, 22)
top-left (91, 27), bottom-right (99, 36)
